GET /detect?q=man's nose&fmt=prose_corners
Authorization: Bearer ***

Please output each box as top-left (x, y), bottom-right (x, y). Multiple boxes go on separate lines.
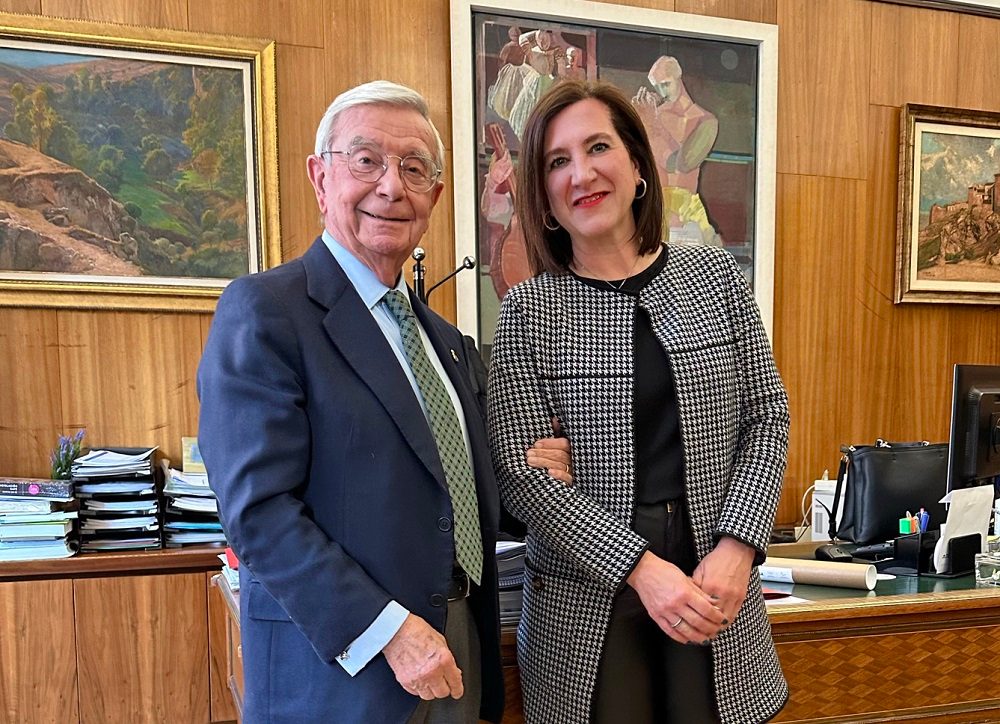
top-left (376, 158), bottom-right (406, 198)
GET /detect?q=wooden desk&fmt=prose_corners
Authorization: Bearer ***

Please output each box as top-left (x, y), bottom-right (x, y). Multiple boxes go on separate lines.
top-left (208, 554), bottom-right (1000, 724)
top-left (769, 577), bottom-right (1000, 722)
top-left (498, 569), bottom-right (1000, 723)
top-left (0, 547), bottom-right (236, 724)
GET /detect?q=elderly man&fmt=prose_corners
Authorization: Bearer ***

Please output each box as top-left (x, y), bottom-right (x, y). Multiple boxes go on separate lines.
top-left (198, 80), bottom-right (570, 723)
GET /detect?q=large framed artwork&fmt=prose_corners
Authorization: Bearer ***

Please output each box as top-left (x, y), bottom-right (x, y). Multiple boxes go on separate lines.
top-left (896, 103), bottom-right (1000, 305)
top-left (450, 0), bottom-right (777, 356)
top-left (0, 12), bottom-right (279, 312)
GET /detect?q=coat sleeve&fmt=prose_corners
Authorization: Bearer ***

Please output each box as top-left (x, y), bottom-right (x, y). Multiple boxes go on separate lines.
top-left (712, 251), bottom-right (790, 564)
top-left (197, 276), bottom-right (394, 664)
top-left (487, 290), bottom-right (647, 590)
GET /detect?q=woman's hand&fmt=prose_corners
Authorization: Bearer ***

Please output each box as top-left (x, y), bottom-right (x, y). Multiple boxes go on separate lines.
top-left (626, 551), bottom-right (725, 644)
top-left (691, 537), bottom-right (755, 626)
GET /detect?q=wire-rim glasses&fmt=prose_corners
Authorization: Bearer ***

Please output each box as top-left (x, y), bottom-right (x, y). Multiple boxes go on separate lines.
top-left (322, 143), bottom-right (441, 193)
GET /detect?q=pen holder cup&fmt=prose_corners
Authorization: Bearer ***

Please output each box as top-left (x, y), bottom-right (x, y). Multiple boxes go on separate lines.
top-left (892, 530), bottom-right (939, 576)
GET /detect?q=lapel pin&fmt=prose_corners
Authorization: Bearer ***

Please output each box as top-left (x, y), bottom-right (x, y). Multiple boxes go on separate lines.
top-left (450, 349), bottom-right (459, 363)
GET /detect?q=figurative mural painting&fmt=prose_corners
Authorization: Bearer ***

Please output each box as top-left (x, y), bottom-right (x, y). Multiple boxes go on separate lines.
top-left (472, 12), bottom-right (762, 353)
top-left (0, 42), bottom-right (257, 284)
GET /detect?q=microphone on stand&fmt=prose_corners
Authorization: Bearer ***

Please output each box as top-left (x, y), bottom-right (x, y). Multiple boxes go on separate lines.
top-left (411, 247), bottom-right (426, 302)
top-left (426, 256), bottom-right (476, 302)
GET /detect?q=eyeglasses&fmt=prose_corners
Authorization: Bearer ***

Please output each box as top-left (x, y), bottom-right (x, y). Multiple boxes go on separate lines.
top-left (322, 143), bottom-right (441, 193)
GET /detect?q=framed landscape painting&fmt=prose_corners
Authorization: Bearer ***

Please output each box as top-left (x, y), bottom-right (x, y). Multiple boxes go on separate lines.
top-left (896, 103), bottom-right (1000, 305)
top-left (450, 0), bottom-right (777, 357)
top-left (0, 12), bottom-right (279, 311)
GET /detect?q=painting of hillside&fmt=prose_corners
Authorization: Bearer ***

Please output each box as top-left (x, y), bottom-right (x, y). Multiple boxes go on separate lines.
top-left (0, 45), bottom-right (254, 281)
top-left (914, 130), bottom-right (1000, 284)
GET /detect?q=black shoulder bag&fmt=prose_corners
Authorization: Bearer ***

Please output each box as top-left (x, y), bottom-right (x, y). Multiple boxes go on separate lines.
top-left (829, 439), bottom-right (948, 545)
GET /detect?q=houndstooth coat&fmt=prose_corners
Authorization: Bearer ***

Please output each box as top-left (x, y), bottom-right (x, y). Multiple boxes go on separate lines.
top-left (487, 244), bottom-right (789, 724)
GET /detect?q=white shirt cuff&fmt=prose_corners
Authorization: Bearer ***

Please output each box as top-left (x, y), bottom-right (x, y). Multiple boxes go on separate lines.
top-left (335, 601), bottom-right (408, 676)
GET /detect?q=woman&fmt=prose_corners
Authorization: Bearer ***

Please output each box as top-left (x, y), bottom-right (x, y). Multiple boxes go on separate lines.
top-left (487, 80), bottom-right (789, 723)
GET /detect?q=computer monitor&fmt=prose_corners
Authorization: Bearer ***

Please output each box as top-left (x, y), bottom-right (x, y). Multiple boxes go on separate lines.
top-left (946, 364), bottom-right (1000, 493)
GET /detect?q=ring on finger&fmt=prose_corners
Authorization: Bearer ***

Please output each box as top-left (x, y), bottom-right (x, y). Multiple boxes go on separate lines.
top-left (564, 463), bottom-right (570, 474)
top-left (670, 616), bottom-right (684, 628)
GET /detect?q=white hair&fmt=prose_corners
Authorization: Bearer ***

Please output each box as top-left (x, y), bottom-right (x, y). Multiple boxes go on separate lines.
top-left (313, 80), bottom-right (445, 170)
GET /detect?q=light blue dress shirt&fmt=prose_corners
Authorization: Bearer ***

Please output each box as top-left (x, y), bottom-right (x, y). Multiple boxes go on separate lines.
top-left (321, 231), bottom-right (473, 676)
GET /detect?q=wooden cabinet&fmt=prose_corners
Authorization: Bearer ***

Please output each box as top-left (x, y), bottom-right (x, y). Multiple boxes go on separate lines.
top-left (213, 576), bottom-right (243, 720)
top-left (0, 578), bottom-right (78, 722)
top-left (208, 574), bottom-right (243, 721)
top-left (0, 549), bottom-right (235, 724)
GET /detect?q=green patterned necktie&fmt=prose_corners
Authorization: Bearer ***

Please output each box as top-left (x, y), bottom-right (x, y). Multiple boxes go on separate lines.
top-left (383, 289), bottom-right (483, 584)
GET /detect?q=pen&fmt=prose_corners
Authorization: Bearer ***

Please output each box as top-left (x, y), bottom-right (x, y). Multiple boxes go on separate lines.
top-left (919, 508), bottom-right (929, 533)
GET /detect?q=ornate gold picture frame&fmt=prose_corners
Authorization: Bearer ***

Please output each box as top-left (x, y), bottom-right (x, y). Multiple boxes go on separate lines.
top-left (0, 12), bottom-right (279, 312)
top-left (896, 103), bottom-right (1000, 305)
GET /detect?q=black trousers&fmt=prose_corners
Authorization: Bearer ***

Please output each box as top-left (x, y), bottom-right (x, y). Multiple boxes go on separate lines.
top-left (590, 500), bottom-right (720, 723)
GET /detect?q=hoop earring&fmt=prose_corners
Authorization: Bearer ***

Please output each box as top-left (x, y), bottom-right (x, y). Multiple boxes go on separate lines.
top-left (543, 211), bottom-right (561, 231)
top-left (635, 178), bottom-right (648, 200)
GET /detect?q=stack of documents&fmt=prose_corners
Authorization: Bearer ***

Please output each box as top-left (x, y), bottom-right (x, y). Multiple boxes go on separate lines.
top-left (218, 547), bottom-right (239, 591)
top-left (73, 447), bottom-right (162, 552)
top-left (162, 438), bottom-right (226, 548)
top-left (0, 477), bottom-right (79, 561)
top-left (496, 540), bottom-right (527, 626)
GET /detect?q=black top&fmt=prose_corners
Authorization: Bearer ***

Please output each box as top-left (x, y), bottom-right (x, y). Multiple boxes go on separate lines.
top-left (571, 246), bottom-right (685, 503)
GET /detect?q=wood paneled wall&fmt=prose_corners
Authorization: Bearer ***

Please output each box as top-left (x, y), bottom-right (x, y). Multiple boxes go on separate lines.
top-left (1, 0), bottom-right (997, 525)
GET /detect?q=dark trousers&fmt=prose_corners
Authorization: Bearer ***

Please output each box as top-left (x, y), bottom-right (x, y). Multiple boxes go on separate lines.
top-left (590, 500), bottom-right (720, 723)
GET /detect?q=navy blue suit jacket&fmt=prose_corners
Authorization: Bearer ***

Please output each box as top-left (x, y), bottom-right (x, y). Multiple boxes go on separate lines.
top-left (197, 238), bottom-right (503, 723)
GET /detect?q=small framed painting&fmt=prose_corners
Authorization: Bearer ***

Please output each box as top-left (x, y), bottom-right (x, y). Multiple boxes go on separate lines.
top-left (896, 103), bottom-right (1000, 305)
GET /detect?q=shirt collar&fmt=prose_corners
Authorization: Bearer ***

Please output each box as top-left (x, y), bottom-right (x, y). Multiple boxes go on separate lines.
top-left (321, 230), bottom-right (408, 310)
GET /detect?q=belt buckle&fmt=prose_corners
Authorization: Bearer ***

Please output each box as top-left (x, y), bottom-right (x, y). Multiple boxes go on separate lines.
top-left (448, 571), bottom-right (471, 601)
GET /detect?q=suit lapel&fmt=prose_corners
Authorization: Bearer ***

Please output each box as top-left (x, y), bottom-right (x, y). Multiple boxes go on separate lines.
top-left (301, 240), bottom-right (446, 486)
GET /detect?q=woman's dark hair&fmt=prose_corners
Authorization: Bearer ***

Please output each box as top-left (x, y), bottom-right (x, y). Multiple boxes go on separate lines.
top-left (516, 79), bottom-right (663, 275)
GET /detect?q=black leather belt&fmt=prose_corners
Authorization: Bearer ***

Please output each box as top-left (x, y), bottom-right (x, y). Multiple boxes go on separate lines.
top-left (448, 570), bottom-right (471, 601)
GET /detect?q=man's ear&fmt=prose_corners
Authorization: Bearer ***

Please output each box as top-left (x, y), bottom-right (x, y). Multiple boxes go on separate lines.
top-left (306, 155), bottom-right (328, 212)
top-left (429, 180), bottom-right (445, 208)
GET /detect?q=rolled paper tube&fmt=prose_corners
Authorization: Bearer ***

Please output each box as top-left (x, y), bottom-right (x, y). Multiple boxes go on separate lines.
top-left (760, 556), bottom-right (877, 591)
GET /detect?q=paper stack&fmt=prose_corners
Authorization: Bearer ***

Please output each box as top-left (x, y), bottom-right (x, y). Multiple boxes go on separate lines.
top-left (496, 540), bottom-right (527, 626)
top-left (0, 478), bottom-right (79, 561)
top-left (218, 547), bottom-right (240, 591)
top-left (73, 447), bottom-right (162, 552)
top-left (162, 438), bottom-right (226, 548)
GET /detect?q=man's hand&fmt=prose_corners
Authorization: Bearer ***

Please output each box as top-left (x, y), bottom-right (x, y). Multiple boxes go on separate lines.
top-left (525, 417), bottom-right (572, 485)
top-left (627, 551), bottom-right (725, 644)
top-left (692, 537), bottom-right (754, 626)
top-left (382, 614), bottom-right (464, 700)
